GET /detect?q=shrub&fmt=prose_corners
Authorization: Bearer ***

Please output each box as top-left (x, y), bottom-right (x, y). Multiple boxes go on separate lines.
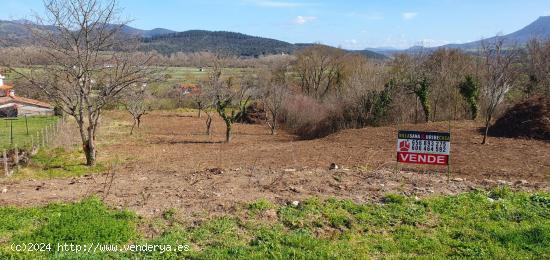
top-left (458, 75), bottom-right (480, 120)
top-left (280, 83), bottom-right (396, 140)
top-left (280, 95), bottom-right (344, 139)
top-left (488, 96), bottom-right (550, 140)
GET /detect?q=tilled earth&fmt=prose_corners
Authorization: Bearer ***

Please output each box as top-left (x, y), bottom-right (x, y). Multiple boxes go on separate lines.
top-left (1, 111), bottom-right (549, 218)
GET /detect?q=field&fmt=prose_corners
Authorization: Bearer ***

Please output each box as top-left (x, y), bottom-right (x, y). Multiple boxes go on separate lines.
top-left (0, 116), bottom-right (59, 150)
top-left (0, 110), bottom-right (549, 258)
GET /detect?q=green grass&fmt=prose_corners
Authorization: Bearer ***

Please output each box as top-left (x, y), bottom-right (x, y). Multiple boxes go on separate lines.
top-left (248, 198), bottom-right (274, 215)
top-left (0, 116), bottom-right (59, 150)
top-left (0, 197), bottom-right (137, 259)
top-left (161, 67), bottom-right (251, 83)
top-left (0, 190), bottom-right (548, 259)
top-left (15, 147), bottom-right (107, 179)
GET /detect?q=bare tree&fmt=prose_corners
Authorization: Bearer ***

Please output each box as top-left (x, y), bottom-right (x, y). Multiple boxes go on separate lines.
top-left (424, 49), bottom-right (475, 121)
top-left (122, 83), bottom-right (150, 135)
top-left (258, 61), bottom-right (289, 135)
top-left (208, 59), bottom-right (255, 142)
top-left (390, 53), bottom-right (432, 123)
top-left (525, 39), bottom-right (550, 96)
top-left (10, 0), bottom-right (153, 165)
top-left (294, 45), bottom-right (346, 99)
top-left (196, 79), bottom-right (215, 135)
top-left (479, 38), bottom-right (519, 144)
top-left (191, 84), bottom-right (207, 118)
top-left (262, 83), bottom-right (287, 135)
top-left (204, 108), bottom-right (214, 136)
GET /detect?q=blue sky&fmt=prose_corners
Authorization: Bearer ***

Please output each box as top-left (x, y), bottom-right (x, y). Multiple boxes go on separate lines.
top-left (2, 0), bottom-right (550, 49)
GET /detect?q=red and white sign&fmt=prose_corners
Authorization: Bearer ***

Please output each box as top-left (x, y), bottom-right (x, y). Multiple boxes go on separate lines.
top-left (397, 131), bottom-right (450, 166)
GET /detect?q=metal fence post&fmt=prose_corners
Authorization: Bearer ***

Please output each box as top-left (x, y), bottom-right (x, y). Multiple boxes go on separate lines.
top-left (10, 119), bottom-right (13, 146)
top-left (25, 115), bottom-right (29, 135)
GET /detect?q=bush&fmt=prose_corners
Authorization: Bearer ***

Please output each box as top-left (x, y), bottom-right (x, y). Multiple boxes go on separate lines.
top-left (488, 96), bottom-right (550, 140)
top-left (280, 89), bottom-right (396, 139)
top-left (236, 102), bottom-right (267, 124)
top-left (280, 95), bottom-right (343, 139)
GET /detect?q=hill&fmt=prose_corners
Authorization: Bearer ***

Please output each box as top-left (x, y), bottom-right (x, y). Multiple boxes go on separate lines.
top-left (0, 20), bottom-right (385, 59)
top-left (118, 24), bottom-right (176, 38)
top-left (0, 20), bottom-right (175, 45)
top-left (140, 30), bottom-right (297, 56)
top-left (0, 20), bottom-right (50, 45)
top-left (441, 16), bottom-right (550, 50)
top-left (397, 16), bottom-right (550, 53)
top-left (294, 43), bottom-right (387, 59)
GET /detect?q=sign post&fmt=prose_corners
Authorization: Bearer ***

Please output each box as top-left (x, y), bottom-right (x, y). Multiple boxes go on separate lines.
top-left (396, 130), bottom-right (451, 174)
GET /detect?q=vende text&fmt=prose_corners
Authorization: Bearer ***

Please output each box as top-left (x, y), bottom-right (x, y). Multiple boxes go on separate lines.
top-left (397, 152), bottom-right (449, 165)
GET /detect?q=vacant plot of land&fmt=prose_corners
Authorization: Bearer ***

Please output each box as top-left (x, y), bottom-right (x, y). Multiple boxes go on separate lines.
top-left (101, 110), bottom-right (549, 181)
top-left (0, 110), bottom-right (548, 259)
top-left (0, 111), bottom-right (548, 219)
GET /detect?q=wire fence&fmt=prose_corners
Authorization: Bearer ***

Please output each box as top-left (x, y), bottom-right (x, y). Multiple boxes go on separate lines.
top-left (0, 115), bottom-right (61, 149)
top-left (0, 115), bottom-right (64, 177)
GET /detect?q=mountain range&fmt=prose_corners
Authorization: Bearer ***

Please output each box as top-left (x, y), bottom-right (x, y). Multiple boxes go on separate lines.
top-left (402, 16), bottom-right (550, 52)
top-left (0, 20), bottom-right (386, 59)
top-left (1, 16), bottom-right (549, 58)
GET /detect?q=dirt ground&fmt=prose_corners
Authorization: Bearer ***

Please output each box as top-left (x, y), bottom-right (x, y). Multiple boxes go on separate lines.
top-left (1, 111), bottom-right (549, 218)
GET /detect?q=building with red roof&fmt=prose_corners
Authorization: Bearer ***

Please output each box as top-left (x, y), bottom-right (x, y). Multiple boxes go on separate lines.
top-left (0, 74), bottom-right (54, 117)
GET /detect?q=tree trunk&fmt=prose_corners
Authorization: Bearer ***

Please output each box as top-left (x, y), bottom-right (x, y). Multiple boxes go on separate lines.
top-left (83, 138), bottom-right (96, 166)
top-left (482, 115), bottom-right (492, 145)
top-left (130, 119), bottom-right (136, 135)
top-left (270, 120), bottom-right (276, 135)
top-left (225, 121), bottom-right (232, 143)
top-left (198, 109), bottom-right (202, 118)
top-left (424, 109), bottom-right (430, 123)
top-left (206, 115), bottom-right (212, 135)
top-left (137, 115), bottom-right (141, 128)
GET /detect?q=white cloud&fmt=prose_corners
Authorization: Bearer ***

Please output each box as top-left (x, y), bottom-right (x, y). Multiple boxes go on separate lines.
top-left (402, 12), bottom-right (418, 20)
top-left (293, 16), bottom-right (317, 25)
top-left (245, 0), bottom-right (304, 8)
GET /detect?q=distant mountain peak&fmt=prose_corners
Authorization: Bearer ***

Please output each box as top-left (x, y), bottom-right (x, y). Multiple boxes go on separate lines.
top-left (400, 15), bottom-right (550, 53)
top-left (11, 19), bottom-right (34, 25)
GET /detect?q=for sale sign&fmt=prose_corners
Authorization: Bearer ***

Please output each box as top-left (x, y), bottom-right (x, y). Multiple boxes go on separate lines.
top-left (397, 131), bottom-right (450, 166)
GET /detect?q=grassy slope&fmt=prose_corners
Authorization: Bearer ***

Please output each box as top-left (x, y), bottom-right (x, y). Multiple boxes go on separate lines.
top-left (0, 189), bottom-right (548, 259)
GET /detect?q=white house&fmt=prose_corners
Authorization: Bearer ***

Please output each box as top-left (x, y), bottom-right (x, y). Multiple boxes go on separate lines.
top-left (0, 74), bottom-right (54, 117)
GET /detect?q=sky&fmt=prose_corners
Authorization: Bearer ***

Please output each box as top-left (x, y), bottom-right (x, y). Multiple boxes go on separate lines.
top-left (2, 0), bottom-right (550, 49)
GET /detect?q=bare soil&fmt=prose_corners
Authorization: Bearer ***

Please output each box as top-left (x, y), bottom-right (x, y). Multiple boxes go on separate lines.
top-left (1, 111), bottom-right (549, 218)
